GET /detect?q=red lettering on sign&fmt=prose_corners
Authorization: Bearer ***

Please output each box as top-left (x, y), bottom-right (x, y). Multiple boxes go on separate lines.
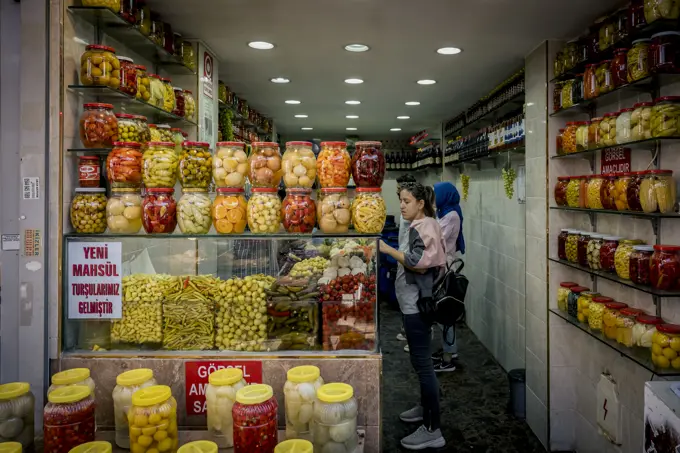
top-left (185, 361), bottom-right (263, 415)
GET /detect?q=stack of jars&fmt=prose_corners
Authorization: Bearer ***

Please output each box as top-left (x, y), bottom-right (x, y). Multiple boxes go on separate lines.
top-left (281, 142), bottom-right (317, 233)
top-left (141, 141), bottom-right (178, 234)
top-left (177, 142), bottom-right (213, 235)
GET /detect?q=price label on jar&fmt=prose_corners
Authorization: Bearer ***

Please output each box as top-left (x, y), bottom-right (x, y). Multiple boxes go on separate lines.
top-left (67, 242), bottom-right (122, 319)
top-left (601, 147), bottom-right (631, 173)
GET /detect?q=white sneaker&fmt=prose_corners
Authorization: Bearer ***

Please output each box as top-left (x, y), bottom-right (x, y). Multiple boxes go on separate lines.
top-left (404, 344), bottom-right (410, 352)
top-left (401, 425), bottom-right (446, 450)
top-left (397, 333), bottom-right (407, 341)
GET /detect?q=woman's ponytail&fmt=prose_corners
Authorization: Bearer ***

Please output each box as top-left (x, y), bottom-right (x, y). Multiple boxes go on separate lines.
top-left (424, 186), bottom-right (436, 218)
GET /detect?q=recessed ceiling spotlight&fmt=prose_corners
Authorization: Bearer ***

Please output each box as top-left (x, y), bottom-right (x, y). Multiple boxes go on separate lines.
top-left (248, 41), bottom-right (275, 50)
top-left (301, 127), bottom-right (313, 130)
top-left (405, 101), bottom-right (421, 106)
top-left (345, 100), bottom-right (361, 105)
top-left (390, 128), bottom-right (402, 131)
top-left (397, 116), bottom-right (410, 120)
top-left (344, 44), bottom-right (370, 52)
top-left (270, 77), bottom-right (290, 83)
top-left (346, 115), bottom-right (359, 119)
top-left (346, 127), bottom-right (358, 131)
top-left (437, 47), bottom-right (462, 55)
top-left (295, 114), bottom-right (308, 118)
top-left (285, 100), bottom-right (301, 104)
top-left (417, 79), bottom-right (437, 85)
top-left (344, 78), bottom-right (364, 84)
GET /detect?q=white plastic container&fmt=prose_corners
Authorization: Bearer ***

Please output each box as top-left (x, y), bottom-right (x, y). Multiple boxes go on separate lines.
top-left (206, 368), bottom-right (246, 448)
top-left (112, 368), bottom-right (157, 448)
top-left (284, 366), bottom-right (324, 439)
top-left (312, 383), bottom-right (358, 453)
top-left (0, 383), bottom-right (34, 449)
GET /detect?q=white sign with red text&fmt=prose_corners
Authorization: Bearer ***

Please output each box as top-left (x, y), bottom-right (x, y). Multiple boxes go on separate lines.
top-left (68, 242), bottom-right (122, 319)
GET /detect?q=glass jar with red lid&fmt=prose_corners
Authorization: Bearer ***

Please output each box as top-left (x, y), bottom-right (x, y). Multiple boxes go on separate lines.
top-left (554, 177), bottom-right (569, 206)
top-left (600, 236), bottom-right (621, 272)
top-left (635, 314), bottom-right (664, 347)
top-left (557, 281), bottom-right (578, 312)
top-left (352, 141), bottom-right (385, 187)
top-left (651, 245), bottom-right (680, 290)
top-left (78, 156), bottom-right (101, 188)
top-left (584, 64), bottom-right (599, 99)
top-left (603, 301), bottom-right (629, 340)
top-left (79, 45), bottom-right (120, 89)
top-left (117, 56), bottom-right (137, 96)
top-left (318, 142), bottom-right (351, 188)
top-left (119, 0), bottom-right (138, 24)
top-left (580, 176), bottom-right (590, 209)
top-left (568, 286), bottom-right (589, 318)
top-left (588, 296), bottom-right (614, 331)
top-left (558, 229), bottom-right (569, 260)
top-left (629, 0), bottom-right (647, 30)
top-left (281, 188), bottom-right (316, 233)
top-left (556, 129), bottom-right (565, 155)
top-left (577, 232), bottom-right (592, 267)
top-left (43, 385), bottom-right (95, 453)
top-left (613, 8), bottom-right (629, 43)
top-left (652, 324), bottom-right (680, 369)
top-left (651, 32), bottom-right (680, 73)
top-left (617, 307), bottom-right (646, 347)
top-left (600, 174), bottom-right (617, 210)
top-left (248, 142), bottom-right (282, 188)
top-left (563, 122), bottom-right (582, 154)
top-left (107, 142), bottom-right (143, 188)
top-left (232, 384), bottom-right (278, 453)
top-left (598, 60), bottom-right (615, 94)
top-left (630, 245), bottom-right (654, 285)
top-left (553, 83), bottom-right (563, 113)
top-left (142, 188), bottom-right (177, 234)
top-left (626, 171), bottom-right (645, 211)
top-left (611, 48), bottom-right (629, 87)
top-left (79, 103), bottom-right (118, 148)
top-left (172, 87), bottom-right (185, 117)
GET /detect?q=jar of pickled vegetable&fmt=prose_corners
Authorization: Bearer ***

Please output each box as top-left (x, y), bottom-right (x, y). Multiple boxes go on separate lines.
top-left (630, 0), bottom-right (648, 29)
top-left (561, 79), bottom-right (576, 109)
top-left (635, 314), bottom-right (664, 348)
top-left (628, 39), bottom-right (651, 82)
top-left (284, 366), bottom-right (324, 439)
top-left (587, 174), bottom-right (605, 209)
top-left (577, 231), bottom-right (592, 267)
top-left (652, 96), bottom-right (680, 137)
top-left (317, 142), bottom-right (351, 188)
top-left (312, 383), bottom-right (358, 453)
top-left (148, 75), bottom-right (164, 109)
top-left (149, 124), bottom-right (171, 142)
top-left (651, 245), bottom-right (680, 290)
top-left (249, 142), bottom-right (282, 188)
top-left (587, 234), bottom-right (605, 270)
top-left (170, 128), bottom-right (183, 155)
top-left (247, 188), bottom-right (282, 234)
top-left (352, 141), bottom-right (385, 187)
top-left (599, 16), bottom-right (616, 51)
top-left (281, 189), bottom-right (316, 233)
top-left (581, 176), bottom-right (590, 208)
top-left (177, 189), bottom-right (212, 235)
top-left (600, 174), bottom-right (617, 210)
top-left (640, 169), bottom-right (676, 213)
top-left (212, 188), bottom-right (247, 234)
top-left (554, 177), bottom-right (569, 206)
top-left (612, 172), bottom-right (631, 211)
top-left (568, 286), bottom-right (589, 318)
top-left (566, 230), bottom-right (580, 263)
top-left (563, 122), bottom-right (581, 154)
top-left (651, 31), bottom-right (680, 73)
top-left (317, 188), bottom-right (352, 234)
top-left (114, 114), bottom-right (139, 145)
top-left (584, 64), bottom-right (599, 99)
top-left (213, 142), bottom-right (248, 188)
top-left (598, 60), bottom-right (615, 94)
top-left (106, 189), bottom-right (142, 234)
top-left (352, 188), bottom-right (387, 234)
top-left (171, 88), bottom-right (185, 117)
top-left (600, 236), bottom-right (621, 272)
top-left (553, 84), bottom-right (563, 113)
top-left (44, 386), bottom-right (95, 453)
top-left (0, 382), bottom-right (34, 449)
top-left (135, 65), bottom-right (150, 102)
top-left (79, 103), bottom-right (118, 148)
top-left (143, 141), bottom-right (178, 188)
top-left (611, 48), bottom-right (628, 87)
top-left (128, 385), bottom-right (178, 453)
top-left (112, 369), bottom-right (156, 449)
top-left (645, 0), bottom-right (680, 23)
top-left (233, 384), bottom-right (278, 453)
top-left (282, 142), bottom-right (317, 188)
top-left (618, 307), bottom-right (646, 347)
top-left (566, 176), bottom-right (581, 208)
top-left (603, 302), bottom-right (628, 339)
top-left (574, 74), bottom-right (585, 104)
top-left (630, 245), bottom-right (654, 285)
top-left (556, 129), bottom-right (565, 154)
top-left (576, 122), bottom-right (591, 151)
top-left (557, 282), bottom-right (578, 312)
top-left (558, 229), bottom-right (569, 260)
top-left (78, 155), bottom-right (100, 188)
top-left (631, 102), bottom-right (654, 141)
top-left (183, 90), bottom-right (196, 121)
top-left (142, 188), bottom-right (177, 234)
top-left (600, 113), bottom-right (618, 146)
top-left (563, 41), bottom-right (579, 71)
top-left (160, 78), bottom-right (175, 113)
top-left (627, 171), bottom-right (645, 211)
top-left (616, 239), bottom-right (644, 279)
top-left (181, 42), bottom-right (196, 71)
top-left (588, 296), bottom-right (614, 330)
top-left (206, 368), bottom-right (246, 448)
top-left (117, 57), bottom-right (137, 96)
top-left (178, 142), bottom-right (212, 189)
top-left (80, 45), bottom-right (120, 88)
top-left (652, 324), bottom-right (680, 369)
top-left (149, 14), bottom-right (163, 46)
top-left (589, 118), bottom-right (603, 148)
top-left (133, 116), bottom-right (150, 148)
top-left (70, 188), bottom-right (107, 234)
top-left (616, 108), bottom-right (634, 144)
top-left (577, 291), bottom-right (600, 323)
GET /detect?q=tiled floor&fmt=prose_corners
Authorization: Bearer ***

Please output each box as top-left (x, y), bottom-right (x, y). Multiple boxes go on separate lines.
top-left (380, 303), bottom-right (547, 453)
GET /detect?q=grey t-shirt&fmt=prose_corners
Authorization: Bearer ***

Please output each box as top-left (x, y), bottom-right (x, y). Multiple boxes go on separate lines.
top-left (395, 216), bottom-right (419, 315)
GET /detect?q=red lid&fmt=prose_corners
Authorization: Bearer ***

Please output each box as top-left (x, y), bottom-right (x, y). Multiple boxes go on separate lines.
top-left (149, 74), bottom-right (162, 79)
top-left (251, 187), bottom-right (277, 193)
top-left (356, 187), bottom-right (382, 192)
top-left (133, 115), bottom-right (147, 121)
top-left (566, 122), bottom-right (578, 126)
top-left (614, 48), bottom-right (629, 53)
top-left (86, 44), bottom-right (115, 52)
top-left (602, 173), bottom-right (616, 178)
top-left (653, 245), bottom-right (680, 252)
top-left (79, 155), bottom-right (99, 160)
top-left (183, 89), bottom-right (192, 94)
top-left (146, 188), bottom-right (174, 193)
top-left (647, 169), bottom-right (673, 175)
top-left (83, 103), bottom-right (113, 109)
top-left (147, 141), bottom-right (175, 147)
top-left (113, 142), bottom-right (141, 148)
top-left (160, 77), bottom-right (172, 83)
top-left (115, 113), bottom-right (135, 119)
top-left (321, 187), bottom-right (347, 193)
top-left (217, 142), bottom-right (245, 147)
top-left (591, 117), bottom-right (604, 121)
top-left (182, 132), bottom-right (188, 137)
top-left (557, 176), bottom-right (571, 181)
top-left (356, 141), bottom-right (383, 146)
top-left (656, 323), bottom-right (680, 334)
top-left (286, 188), bottom-right (312, 194)
top-left (183, 141), bottom-right (210, 147)
top-left (286, 141), bottom-right (313, 147)
top-left (134, 64), bottom-right (147, 71)
top-left (558, 128), bottom-right (565, 132)
top-left (604, 112), bottom-right (618, 117)
top-left (592, 296), bottom-right (614, 304)
top-left (170, 127), bottom-right (182, 132)
top-left (321, 141), bottom-right (347, 147)
top-left (571, 286), bottom-right (590, 293)
top-left (634, 102), bottom-right (654, 108)
top-left (586, 63), bottom-right (597, 67)
top-left (604, 302), bottom-right (628, 310)
top-left (620, 108), bottom-right (634, 113)
top-left (654, 96), bottom-right (680, 103)
top-left (149, 124), bottom-right (157, 129)
top-left (636, 314), bottom-right (664, 325)
top-left (599, 59), bottom-right (612, 64)
top-left (620, 307), bottom-right (645, 317)
top-left (559, 282), bottom-right (578, 288)
top-left (216, 187), bottom-right (244, 193)
top-left (253, 142), bottom-right (279, 147)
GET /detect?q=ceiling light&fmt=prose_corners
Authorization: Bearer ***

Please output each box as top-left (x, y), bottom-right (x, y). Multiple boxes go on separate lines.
top-left (344, 44), bottom-right (370, 52)
top-left (390, 128), bottom-right (402, 131)
top-left (346, 115), bottom-right (359, 119)
top-left (270, 77), bottom-right (290, 83)
top-left (285, 100), bottom-right (301, 104)
top-left (417, 79), bottom-right (437, 85)
top-left (295, 114), bottom-right (308, 118)
top-left (344, 78), bottom-right (364, 84)
top-left (345, 100), bottom-right (361, 105)
top-left (397, 116), bottom-right (410, 120)
top-left (346, 127), bottom-right (357, 131)
top-left (248, 41), bottom-right (274, 50)
top-left (405, 101), bottom-right (421, 106)
top-left (437, 47), bottom-right (462, 55)
top-left (301, 127), bottom-right (313, 130)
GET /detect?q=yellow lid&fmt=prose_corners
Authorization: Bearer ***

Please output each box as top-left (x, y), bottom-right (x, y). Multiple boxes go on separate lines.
top-left (208, 368), bottom-right (243, 386)
top-left (287, 366), bottom-right (320, 384)
top-left (116, 368), bottom-right (153, 387)
top-left (68, 442), bottom-right (112, 453)
top-left (0, 382), bottom-right (30, 400)
top-left (52, 368), bottom-right (91, 386)
top-left (317, 383), bottom-right (353, 403)
top-left (48, 385), bottom-right (91, 404)
top-left (131, 385), bottom-right (172, 407)
top-left (177, 441), bottom-right (218, 453)
top-left (0, 442), bottom-right (22, 453)
top-left (275, 439), bottom-right (313, 453)
top-left (235, 384), bottom-right (273, 405)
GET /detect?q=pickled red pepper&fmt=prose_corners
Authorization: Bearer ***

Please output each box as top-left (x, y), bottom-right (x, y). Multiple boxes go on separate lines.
top-left (232, 385), bottom-right (278, 453)
top-left (352, 141), bottom-right (385, 187)
top-left (651, 245), bottom-right (680, 290)
top-left (43, 386), bottom-right (95, 453)
top-left (317, 142), bottom-right (350, 188)
top-left (142, 188), bottom-right (177, 234)
top-left (281, 189), bottom-right (316, 233)
top-left (107, 142), bottom-right (143, 188)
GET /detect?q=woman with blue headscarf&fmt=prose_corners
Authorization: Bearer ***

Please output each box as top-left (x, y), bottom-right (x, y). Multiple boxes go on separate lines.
top-left (431, 182), bottom-right (465, 372)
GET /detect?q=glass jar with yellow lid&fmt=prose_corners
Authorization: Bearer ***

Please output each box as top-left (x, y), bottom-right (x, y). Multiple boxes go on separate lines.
top-left (112, 369), bottom-right (157, 449)
top-left (0, 382), bottom-right (34, 449)
top-left (206, 368), bottom-right (246, 448)
top-left (128, 385), bottom-right (178, 453)
top-left (602, 301), bottom-right (628, 339)
top-left (284, 365), bottom-right (324, 439)
top-left (587, 296), bottom-right (614, 331)
top-left (312, 383), bottom-right (358, 453)
top-left (577, 291), bottom-right (600, 323)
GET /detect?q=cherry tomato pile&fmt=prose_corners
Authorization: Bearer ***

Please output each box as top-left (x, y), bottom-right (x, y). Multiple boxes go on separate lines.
top-left (319, 274), bottom-right (377, 305)
top-left (352, 141), bottom-right (385, 187)
top-left (107, 142), bottom-right (143, 188)
top-left (43, 397), bottom-right (95, 453)
top-left (79, 103), bottom-right (118, 148)
top-left (142, 189), bottom-right (177, 233)
top-left (281, 189), bottom-right (316, 233)
top-left (232, 396), bottom-right (278, 453)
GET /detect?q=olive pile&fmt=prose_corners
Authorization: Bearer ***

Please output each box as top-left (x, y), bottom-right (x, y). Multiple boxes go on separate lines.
top-left (70, 189), bottom-right (107, 234)
top-left (289, 257), bottom-right (329, 278)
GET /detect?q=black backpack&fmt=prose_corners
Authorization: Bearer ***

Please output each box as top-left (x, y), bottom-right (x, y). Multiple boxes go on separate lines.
top-left (432, 259), bottom-right (468, 344)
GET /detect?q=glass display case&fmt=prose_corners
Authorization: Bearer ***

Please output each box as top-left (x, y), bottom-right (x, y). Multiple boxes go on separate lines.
top-left (62, 234), bottom-right (380, 354)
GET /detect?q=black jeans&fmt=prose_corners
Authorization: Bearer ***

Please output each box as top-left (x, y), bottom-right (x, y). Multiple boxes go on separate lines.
top-left (404, 312), bottom-right (441, 430)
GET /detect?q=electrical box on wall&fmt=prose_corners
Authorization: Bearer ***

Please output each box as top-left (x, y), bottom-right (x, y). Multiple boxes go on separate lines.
top-left (597, 373), bottom-right (622, 445)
